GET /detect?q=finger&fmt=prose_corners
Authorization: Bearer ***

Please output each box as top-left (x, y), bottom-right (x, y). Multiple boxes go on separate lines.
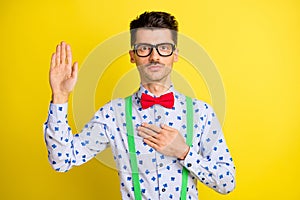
top-left (161, 124), bottom-right (174, 131)
top-left (56, 44), bottom-right (61, 65)
top-left (138, 126), bottom-right (157, 137)
top-left (144, 138), bottom-right (159, 149)
top-left (138, 130), bottom-right (152, 139)
top-left (71, 62), bottom-right (78, 80)
top-left (66, 44), bottom-right (72, 65)
top-left (50, 53), bottom-right (56, 69)
top-left (60, 41), bottom-right (66, 65)
top-left (142, 123), bottom-right (161, 133)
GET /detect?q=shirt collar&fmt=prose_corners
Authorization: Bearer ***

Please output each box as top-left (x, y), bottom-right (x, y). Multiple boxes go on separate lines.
top-left (135, 84), bottom-right (176, 99)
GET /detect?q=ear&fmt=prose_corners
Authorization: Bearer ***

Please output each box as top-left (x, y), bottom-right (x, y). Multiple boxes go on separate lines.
top-left (129, 50), bottom-right (136, 63)
top-left (173, 48), bottom-right (179, 62)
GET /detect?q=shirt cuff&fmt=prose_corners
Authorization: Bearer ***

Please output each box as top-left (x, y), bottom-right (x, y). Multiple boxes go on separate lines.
top-left (48, 103), bottom-right (68, 123)
top-left (179, 147), bottom-right (202, 172)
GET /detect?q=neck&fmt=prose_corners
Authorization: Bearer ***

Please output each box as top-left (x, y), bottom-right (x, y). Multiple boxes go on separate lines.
top-left (142, 82), bottom-right (171, 96)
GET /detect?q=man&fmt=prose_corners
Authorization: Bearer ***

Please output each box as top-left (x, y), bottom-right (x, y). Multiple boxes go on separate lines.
top-left (44, 11), bottom-right (235, 199)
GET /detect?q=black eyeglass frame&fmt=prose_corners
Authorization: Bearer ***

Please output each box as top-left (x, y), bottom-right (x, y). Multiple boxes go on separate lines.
top-left (132, 43), bottom-right (176, 57)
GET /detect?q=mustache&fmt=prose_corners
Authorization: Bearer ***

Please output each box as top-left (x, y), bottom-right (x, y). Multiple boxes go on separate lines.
top-left (139, 62), bottom-right (165, 68)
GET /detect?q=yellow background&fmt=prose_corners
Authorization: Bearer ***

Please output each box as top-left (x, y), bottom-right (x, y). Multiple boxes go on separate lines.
top-left (1, 0), bottom-right (299, 199)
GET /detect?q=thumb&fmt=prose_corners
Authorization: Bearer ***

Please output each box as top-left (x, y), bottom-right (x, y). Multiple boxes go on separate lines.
top-left (71, 62), bottom-right (78, 80)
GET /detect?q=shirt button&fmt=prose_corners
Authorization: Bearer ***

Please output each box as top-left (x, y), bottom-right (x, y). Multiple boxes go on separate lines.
top-left (162, 188), bottom-right (166, 192)
top-left (187, 163), bottom-right (192, 167)
top-left (157, 115), bottom-right (161, 119)
top-left (159, 163), bottom-right (163, 167)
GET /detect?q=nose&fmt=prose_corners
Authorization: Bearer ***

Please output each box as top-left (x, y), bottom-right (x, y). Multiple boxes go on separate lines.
top-left (149, 47), bottom-right (160, 61)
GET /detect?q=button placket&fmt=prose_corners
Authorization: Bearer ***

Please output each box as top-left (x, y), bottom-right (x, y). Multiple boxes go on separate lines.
top-left (154, 106), bottom-right (170, 199)
top-left (154, 106), bottom-right (165, 126)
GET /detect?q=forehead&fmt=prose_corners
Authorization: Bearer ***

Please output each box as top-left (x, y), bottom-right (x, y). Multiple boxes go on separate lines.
top-left (135, 28), bottom-right (173, 44)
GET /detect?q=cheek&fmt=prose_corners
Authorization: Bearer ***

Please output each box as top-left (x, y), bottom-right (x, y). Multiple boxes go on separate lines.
top-left (135, 57), bottom-right (149, 66)
top-left (164, 57), bottom-right (176, 66)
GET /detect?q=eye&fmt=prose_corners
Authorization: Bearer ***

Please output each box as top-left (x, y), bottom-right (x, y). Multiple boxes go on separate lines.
top-left (161, 45), bottom-right (169, 50)
top-left (159, 44), bottom-right (172, 51)
top-left (138, 45), bottom-right (151, 51)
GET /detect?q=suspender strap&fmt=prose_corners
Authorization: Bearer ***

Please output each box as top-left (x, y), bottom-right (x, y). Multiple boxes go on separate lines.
top-left (125, 96), bottom-right (193, 200)
top-left (125, 96), bottom-right (142, 200)
top-left (180, 96), bottom-right (193, 200)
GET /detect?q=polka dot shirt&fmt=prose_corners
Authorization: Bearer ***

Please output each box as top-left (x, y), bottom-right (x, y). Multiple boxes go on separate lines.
top-left (44, 85), bottom-right (235, 199)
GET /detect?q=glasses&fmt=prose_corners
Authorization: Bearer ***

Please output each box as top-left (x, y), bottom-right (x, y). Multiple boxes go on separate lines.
top-left (133, 43), bottom-right (176, 57)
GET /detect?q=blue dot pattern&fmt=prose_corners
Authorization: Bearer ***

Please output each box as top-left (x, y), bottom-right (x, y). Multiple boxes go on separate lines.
top-left (43, 85), bottom-right (236, 199)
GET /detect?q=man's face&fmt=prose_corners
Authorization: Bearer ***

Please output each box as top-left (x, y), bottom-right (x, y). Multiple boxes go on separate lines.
top-left (129, 28), bottom-right (178, 85)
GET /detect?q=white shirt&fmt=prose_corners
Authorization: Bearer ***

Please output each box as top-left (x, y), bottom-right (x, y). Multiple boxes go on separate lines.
top-left (44, 85), bottom-right (235, 199)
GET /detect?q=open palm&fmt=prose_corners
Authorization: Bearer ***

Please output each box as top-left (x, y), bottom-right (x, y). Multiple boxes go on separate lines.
top-left (49, 41), bottom-right (78, 103)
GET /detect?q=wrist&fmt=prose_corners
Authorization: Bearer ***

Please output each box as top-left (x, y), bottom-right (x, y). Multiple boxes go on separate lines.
top-left (52, 93), bottom-right (69, 104)
top-left (178, 146), bottom-right (190, 160)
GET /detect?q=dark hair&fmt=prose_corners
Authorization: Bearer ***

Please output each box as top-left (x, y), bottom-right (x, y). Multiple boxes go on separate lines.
top-left (130, 11), bottom-right (178, 46)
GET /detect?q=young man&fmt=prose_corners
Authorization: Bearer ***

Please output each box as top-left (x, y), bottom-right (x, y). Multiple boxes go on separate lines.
top-left (44, 11), bottom-right (235, 199)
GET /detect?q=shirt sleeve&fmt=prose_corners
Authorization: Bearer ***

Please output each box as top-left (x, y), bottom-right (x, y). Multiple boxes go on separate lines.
top-left (43, 103), bottom-right (110, 172)
top-left (179, 103), bottom-right (236, 194)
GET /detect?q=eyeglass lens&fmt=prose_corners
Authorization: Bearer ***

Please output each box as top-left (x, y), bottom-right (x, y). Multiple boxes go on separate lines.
top-left (134, 43), bottom-right (174, 57)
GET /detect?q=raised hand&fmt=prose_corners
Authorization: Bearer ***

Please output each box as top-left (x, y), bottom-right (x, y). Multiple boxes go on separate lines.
top-left (138, 123), bottom-right (190, 160)
top-left (49, 41), bottom-right (78, 104)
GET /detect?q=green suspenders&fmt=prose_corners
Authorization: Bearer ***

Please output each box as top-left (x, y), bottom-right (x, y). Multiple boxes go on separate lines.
top-left (180, 96), bottom-right (193, 200)
top-left (125, 96), bottom-right (142, 200)
top-left (125, 96), bottom-right (193, 200)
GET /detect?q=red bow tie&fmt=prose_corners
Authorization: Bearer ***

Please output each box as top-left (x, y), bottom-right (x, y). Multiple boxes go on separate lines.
top-left (140, 92), bottom-right (174, 109)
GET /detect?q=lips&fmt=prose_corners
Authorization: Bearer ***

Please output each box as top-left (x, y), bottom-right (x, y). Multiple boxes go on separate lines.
top-left (143, 62), bottom-right (164, 67)
top-left (147, 64), bottom-right (163, 71)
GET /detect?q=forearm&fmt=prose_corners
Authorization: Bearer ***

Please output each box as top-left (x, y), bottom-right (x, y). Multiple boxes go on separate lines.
top-left (180, 147), bottom-right (235, 194)
top-left (183, 103), bottom-right (236, 193)
top-left (43, 103), bottom-right (94, 172)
